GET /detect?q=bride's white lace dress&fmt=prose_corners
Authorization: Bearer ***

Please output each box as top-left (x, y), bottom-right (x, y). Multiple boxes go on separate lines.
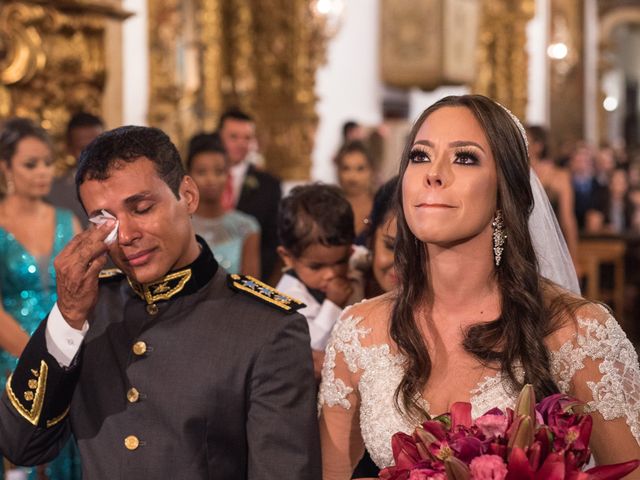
top-left (318, 296), bottom-right (640, 477)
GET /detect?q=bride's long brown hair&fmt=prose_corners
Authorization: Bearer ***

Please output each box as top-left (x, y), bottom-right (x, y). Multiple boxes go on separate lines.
top-left (391, 95), bottom-right (565, 421)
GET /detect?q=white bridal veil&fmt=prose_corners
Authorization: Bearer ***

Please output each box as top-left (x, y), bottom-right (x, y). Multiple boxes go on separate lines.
top-left (528, 170), bottom-right (581, 295)
top-left (498, 100), bottom-right (581, 295)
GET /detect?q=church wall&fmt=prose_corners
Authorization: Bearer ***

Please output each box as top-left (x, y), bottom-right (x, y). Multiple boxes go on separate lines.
top-left (312, 0), bottom-right (383, 184)
top-left (116, 0), bottom-right (549, 180)
top-left (122, 0), bottom-right (149, 127)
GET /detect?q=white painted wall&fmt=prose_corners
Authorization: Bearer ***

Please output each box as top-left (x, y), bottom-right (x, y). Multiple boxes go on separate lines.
top-left (122, 0), bottom-right (149, 126)
top-left (526, 0), bottom-right (550, 126)
top-left (312, 0), bottom-right (383, 183)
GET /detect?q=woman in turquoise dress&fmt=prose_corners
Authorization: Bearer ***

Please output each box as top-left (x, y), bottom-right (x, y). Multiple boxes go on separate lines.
top-left (0, 117), bottom-right (82, 479)
top-left (187, 133), bottom-right (261, 276)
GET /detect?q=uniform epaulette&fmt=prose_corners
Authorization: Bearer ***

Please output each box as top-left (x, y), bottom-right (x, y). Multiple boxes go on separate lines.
top-left (98, 268), bottom-right (124, 281)
top-left (227, 274), bottom-right (305, 312)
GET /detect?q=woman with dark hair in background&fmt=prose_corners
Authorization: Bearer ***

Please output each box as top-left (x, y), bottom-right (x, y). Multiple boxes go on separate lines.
top-left (0, 117), bottom-right (81, 479)
top-left (363, 176), bottom-right (399, 298)
top-left (585, 167), bottom-right (635, 234)
top-left (335, 141), bottom-right (375, 241)
top-left (319, 95), bottom-right (640, 479)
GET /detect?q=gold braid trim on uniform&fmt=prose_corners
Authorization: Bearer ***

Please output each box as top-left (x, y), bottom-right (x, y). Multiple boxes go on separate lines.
top-left (98, 268), bottom-right (123, 279)
top-left (127, 269), bottom-right (193, 304)
top-left (46, 405), bottom-right (70, 428)
top-left (228, 274), bottom-right (305, 311)
top-left (5, 360), bottom-right (48, 426)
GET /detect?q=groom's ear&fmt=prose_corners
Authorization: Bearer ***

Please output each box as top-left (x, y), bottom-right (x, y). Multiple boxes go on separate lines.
top-left (179, 176), bottom-right (199, 214)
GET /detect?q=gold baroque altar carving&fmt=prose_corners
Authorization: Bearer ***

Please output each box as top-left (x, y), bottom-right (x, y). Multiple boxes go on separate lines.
top-left (380, 0), bottom-right (481, 92)
top-left (378, 0), bottom-right (533, 121)
top-left (548, 0), bottom-right (584, 153)
top-left (0, 0), bottom-right (131, 167)
top-left (148, 0), bottom-right (330, 181)
top-left (473, 0), bottom-right (535, 121)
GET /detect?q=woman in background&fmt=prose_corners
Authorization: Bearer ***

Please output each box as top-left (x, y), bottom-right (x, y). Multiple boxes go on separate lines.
top-left (0, 117), bottom-right (82, 479)
top-left (187, 133), bottom-right (261, 277)
top-left (363, 176), bottom-right (399, 298)
top-left (585, 167), bottom-right (635, 234)
top-left (335, 141), bottom-right (375, 242)
top-left (525, 125), bottom-right (579, 269)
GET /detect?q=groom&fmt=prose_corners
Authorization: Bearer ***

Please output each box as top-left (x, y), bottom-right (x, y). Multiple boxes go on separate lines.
top-left (0, 126), bottom-right (321, 479)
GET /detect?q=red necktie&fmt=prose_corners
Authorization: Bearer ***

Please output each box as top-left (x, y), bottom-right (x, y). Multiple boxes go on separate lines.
top-left (221, 174), bottom-right (234, 211)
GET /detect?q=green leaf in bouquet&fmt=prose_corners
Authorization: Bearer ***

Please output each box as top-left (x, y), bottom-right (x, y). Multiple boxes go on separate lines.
top-left (433, 413), bottom-right (452, 429)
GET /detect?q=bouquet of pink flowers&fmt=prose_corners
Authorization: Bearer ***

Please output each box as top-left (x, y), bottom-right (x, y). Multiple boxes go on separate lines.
top-left (379, 385), bottom-right (639, 480)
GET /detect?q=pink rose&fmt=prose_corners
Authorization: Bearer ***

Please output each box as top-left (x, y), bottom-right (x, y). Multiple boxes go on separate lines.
top-left (409, 470), bottom-right (446, 480)
top-left (475, 414), bottom-right (509, 439)
top-left (469, 454), bottom-right (508, 480)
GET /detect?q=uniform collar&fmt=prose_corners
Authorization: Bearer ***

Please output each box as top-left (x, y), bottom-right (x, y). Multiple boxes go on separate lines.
top-left (127, 236), bottom-right (218, 305)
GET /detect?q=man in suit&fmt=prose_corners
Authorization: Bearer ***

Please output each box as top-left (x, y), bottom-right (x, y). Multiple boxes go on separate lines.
top-left (569, 144), bottom-right (608, 230)
top-left (218, 109), bottom-right (282, 282)
top-left (47, 112), bottom-right (104, 227)
top-left (0, 126), bottom-right (321, 479)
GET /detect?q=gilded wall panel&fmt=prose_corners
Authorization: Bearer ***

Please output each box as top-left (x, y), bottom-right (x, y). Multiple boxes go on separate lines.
top-left (147, 0), bottom-right (328, 180)
top-left (472, 0), bottom-right (534, 120)
top-left (548, 0), bottom-right (584, 152)
top-left (378, 0), bottom-right (532, 120)
top-left (0, 0), bottom-right (130, 168)
top-left (380, 0), bottom-right (480, 91)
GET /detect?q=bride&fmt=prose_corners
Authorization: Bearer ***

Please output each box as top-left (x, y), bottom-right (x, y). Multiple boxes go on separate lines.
top-left (318, 95), bottom-right (640, 479)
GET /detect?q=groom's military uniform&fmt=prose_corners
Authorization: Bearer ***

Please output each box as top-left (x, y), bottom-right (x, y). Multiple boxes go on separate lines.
top-left (0, 238), bottom-right (321, 479)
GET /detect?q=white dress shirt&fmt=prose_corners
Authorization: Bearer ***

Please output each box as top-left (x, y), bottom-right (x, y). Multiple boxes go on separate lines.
top-left (229, 160), bottom-right (250, 207)
top-left (45, 303), bottom-right (88, 367)
top-left (275, 273), bottom-right (343, 351)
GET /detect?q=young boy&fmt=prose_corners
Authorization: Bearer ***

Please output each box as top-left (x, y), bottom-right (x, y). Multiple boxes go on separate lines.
top-left (276, 184), bottom-right (362, 380)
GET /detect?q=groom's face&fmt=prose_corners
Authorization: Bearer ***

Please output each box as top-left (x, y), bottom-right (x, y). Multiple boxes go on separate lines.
top-left (79, 157), bottom-right (199, 283)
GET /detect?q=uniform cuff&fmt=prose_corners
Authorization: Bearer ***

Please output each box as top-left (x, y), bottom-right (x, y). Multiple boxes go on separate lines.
top-left (45, 303), bottom-right (88, 367)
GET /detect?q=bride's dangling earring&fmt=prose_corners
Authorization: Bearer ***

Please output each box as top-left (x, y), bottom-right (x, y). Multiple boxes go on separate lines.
top-left (492, 209), bottom-right (507, 266)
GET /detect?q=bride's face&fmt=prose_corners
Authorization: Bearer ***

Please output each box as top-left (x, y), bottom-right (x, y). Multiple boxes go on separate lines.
top-left (402, 106), bottom-right (498, 247)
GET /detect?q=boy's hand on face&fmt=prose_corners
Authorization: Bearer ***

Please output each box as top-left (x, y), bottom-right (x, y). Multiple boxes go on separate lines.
top-left (54, 221), bottom-right (113, 330)
top-left (325, 276), bottom-right (353, 308)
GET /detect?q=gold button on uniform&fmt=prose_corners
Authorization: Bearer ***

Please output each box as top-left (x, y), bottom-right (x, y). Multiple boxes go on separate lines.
top-left (124, 435), bottom-right (140, 450)
top-left (132, 341), bottom-right (147, 356)
top-left (146, 303), bottom-right (159, 315)
top-left (127, 387), bottom-right (140, 403)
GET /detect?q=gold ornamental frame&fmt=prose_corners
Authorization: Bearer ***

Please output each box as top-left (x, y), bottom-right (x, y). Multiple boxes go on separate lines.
top-left (0, 0), bottom-right (131, 168)
top-left (147, 0), bottom-right (331, 181)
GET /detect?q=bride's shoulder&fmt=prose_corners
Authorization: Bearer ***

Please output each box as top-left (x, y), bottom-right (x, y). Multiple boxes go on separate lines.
top-left (544, 287), bottom-right (620, 352)
top-left (338, 292), bottom-right (395, 336)
top-left (344, 291), bottom-right (394, 320)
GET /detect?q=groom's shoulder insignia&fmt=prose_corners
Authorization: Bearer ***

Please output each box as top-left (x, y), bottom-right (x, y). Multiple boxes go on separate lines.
top-left (98, 268), bottom-right (124, 282)
top-left (227, 274), bottom-right (305, 312)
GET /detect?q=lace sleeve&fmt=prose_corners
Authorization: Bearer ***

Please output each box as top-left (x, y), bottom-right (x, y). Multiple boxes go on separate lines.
top-left (551, 303), bottom-right (640, 464)
top-left (319, 313), bottom-right (370, 409)
top-left (318, 309), bottom-right (371, 480)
